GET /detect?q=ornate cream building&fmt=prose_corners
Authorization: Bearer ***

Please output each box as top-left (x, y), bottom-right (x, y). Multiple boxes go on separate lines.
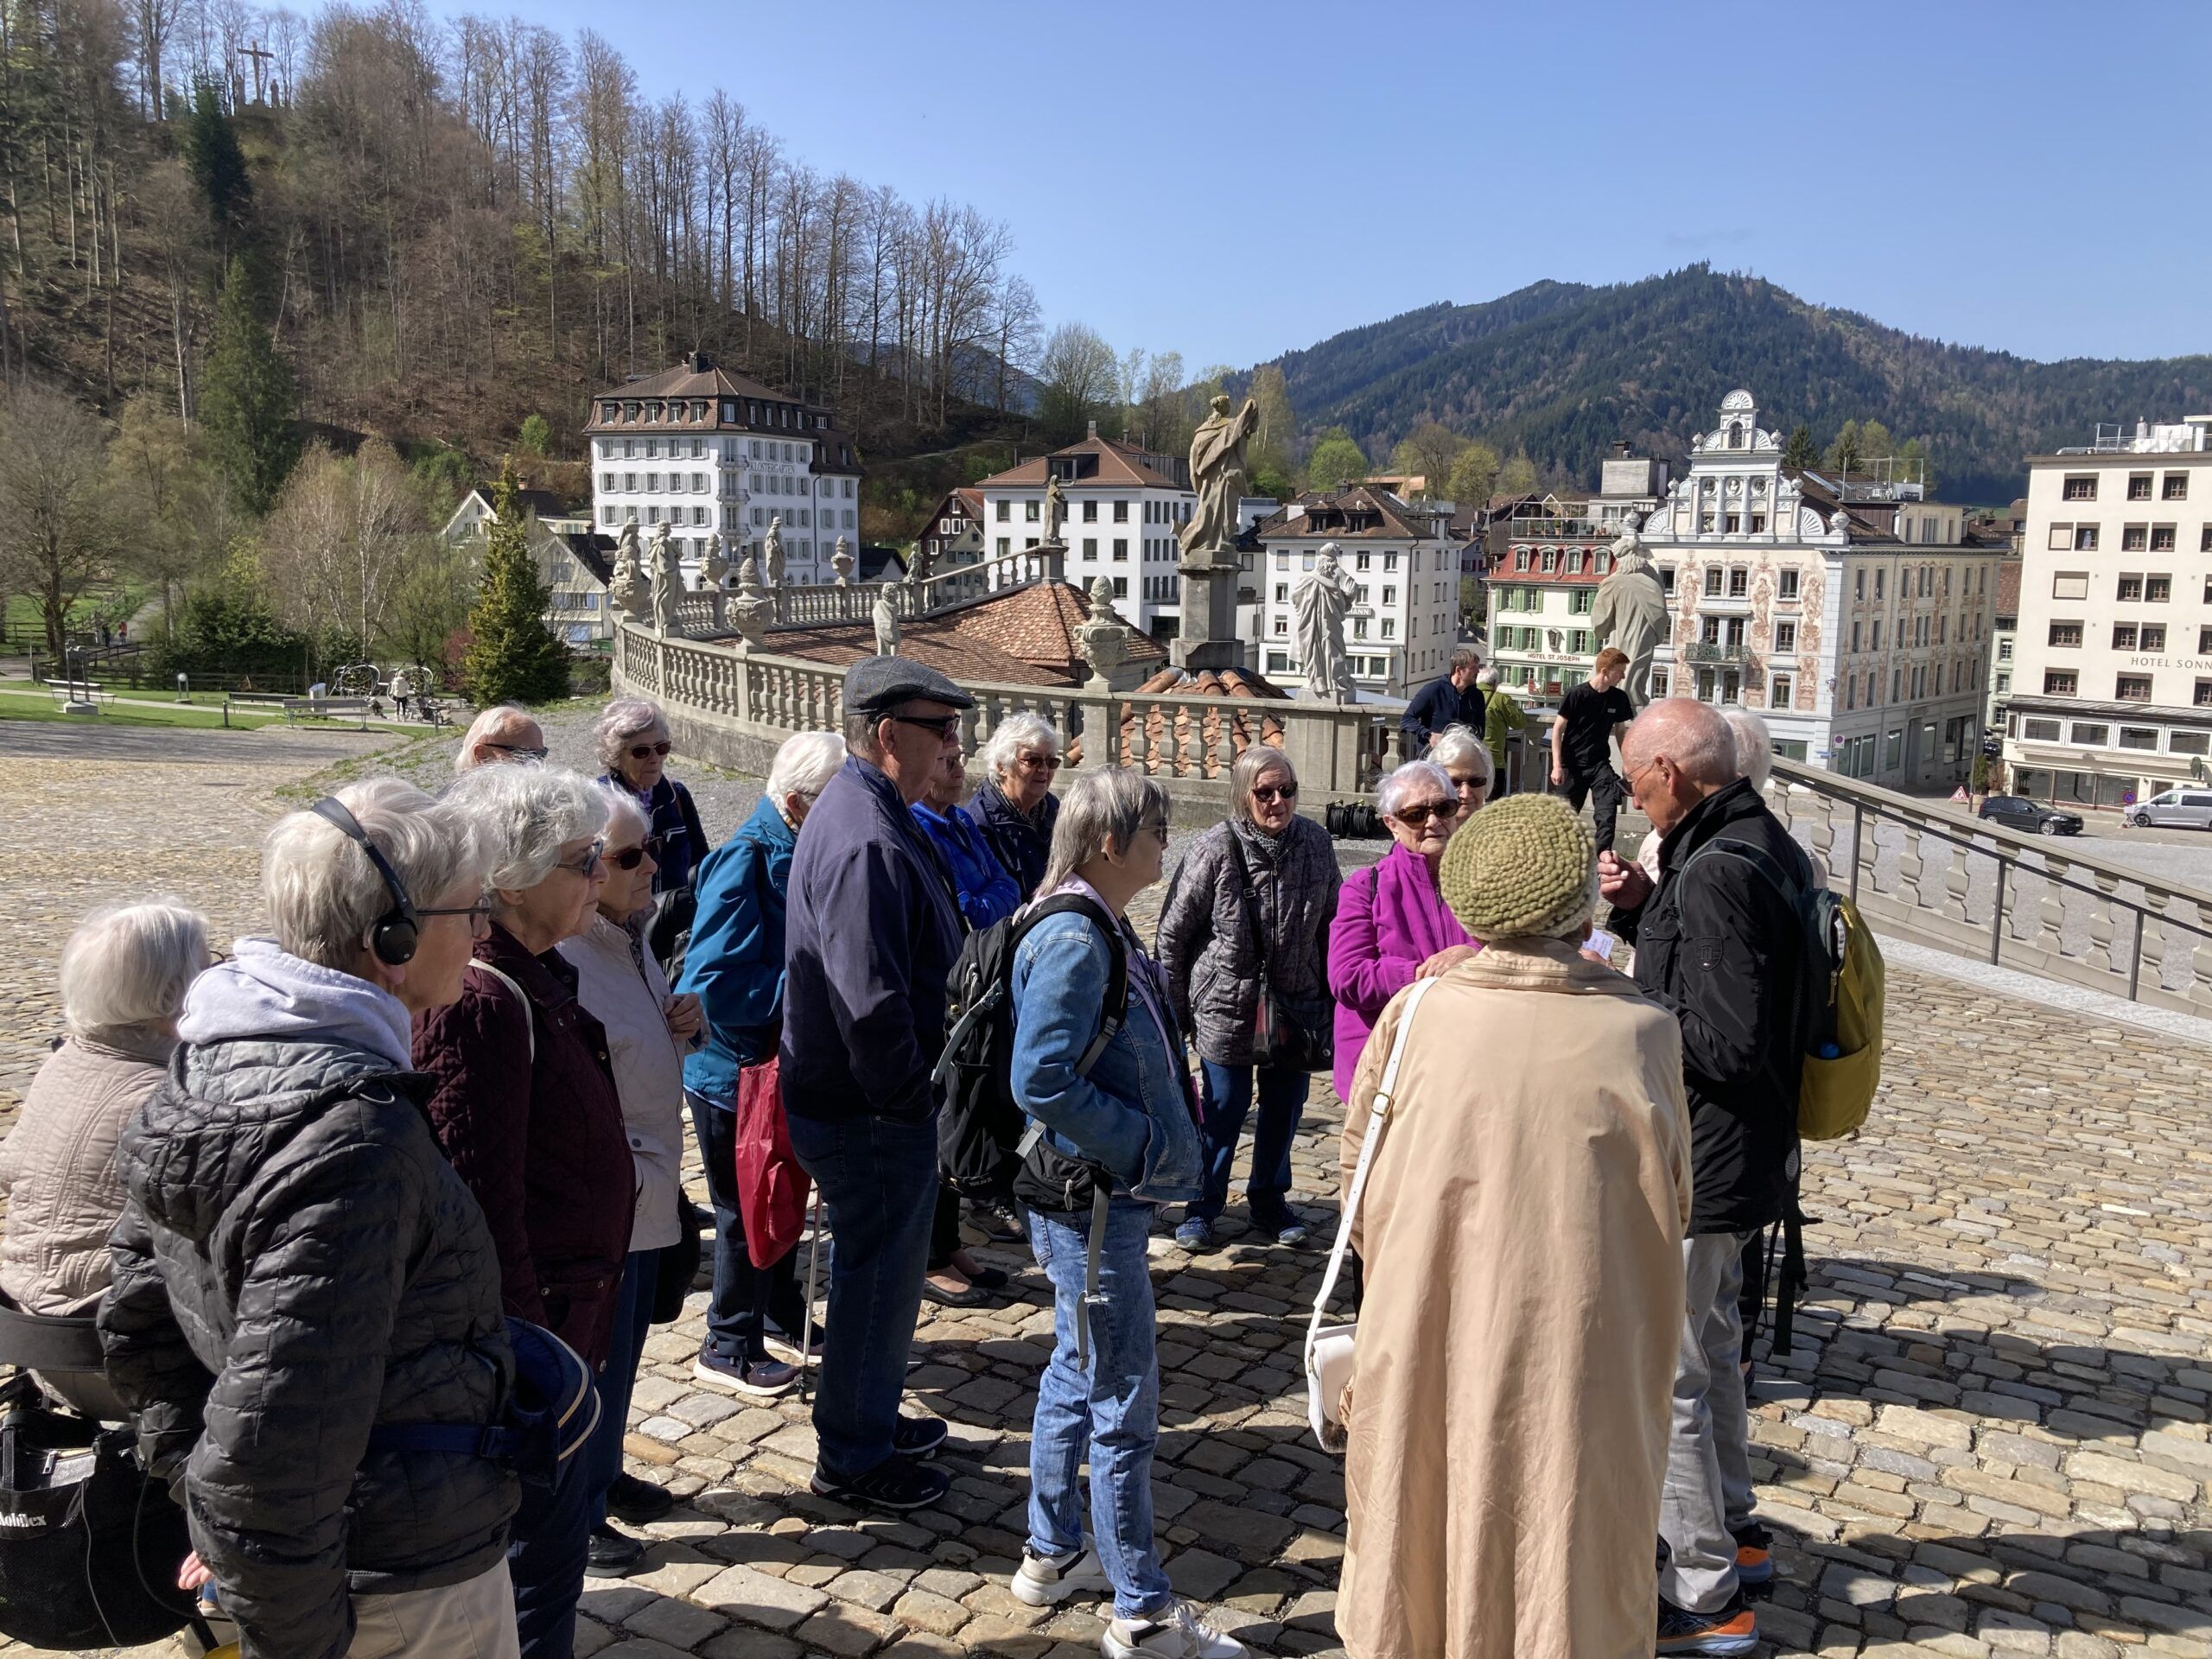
top-left (1641, 390), bottom-right (2006, 789)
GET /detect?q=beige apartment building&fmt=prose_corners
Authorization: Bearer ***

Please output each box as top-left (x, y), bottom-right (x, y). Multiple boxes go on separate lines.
top-left (2004, 416), bottom-right (2212, 807)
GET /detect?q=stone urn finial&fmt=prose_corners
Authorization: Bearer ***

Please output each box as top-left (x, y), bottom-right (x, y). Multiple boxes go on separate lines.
top-left (831, 535), bottom-right (855, 586)
top-left (1074, 574), bottom-right (1132, 688)
top-left (728, 551), bottom-right (772, 644)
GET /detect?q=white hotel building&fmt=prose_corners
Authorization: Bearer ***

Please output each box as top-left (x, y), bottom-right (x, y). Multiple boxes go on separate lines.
top-left (585, 354), bottom-right (863, 588)
top-left (1252, 486), bottom-right (1459, 698)
top-left (1641, 390), bottom-right (2005, 789)
top-left (2002, 416), bottom-right (2212, 807)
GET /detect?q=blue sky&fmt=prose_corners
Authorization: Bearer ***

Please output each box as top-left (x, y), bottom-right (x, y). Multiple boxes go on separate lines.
top-left (415, 0), bottom-right (2209, 371)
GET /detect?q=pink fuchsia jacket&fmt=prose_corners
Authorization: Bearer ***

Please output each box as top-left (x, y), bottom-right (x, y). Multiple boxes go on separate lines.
top-left (1325, 842), bottom-right (1478, 1103)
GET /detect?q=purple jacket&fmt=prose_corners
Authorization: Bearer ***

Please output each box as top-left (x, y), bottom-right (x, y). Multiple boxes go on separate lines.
top-left (1325, 842), bottom-right (1478, 1103)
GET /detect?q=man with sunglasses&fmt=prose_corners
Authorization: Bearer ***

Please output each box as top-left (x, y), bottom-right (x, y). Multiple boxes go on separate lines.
top-left (779, 656), bottom-right (972, 1512)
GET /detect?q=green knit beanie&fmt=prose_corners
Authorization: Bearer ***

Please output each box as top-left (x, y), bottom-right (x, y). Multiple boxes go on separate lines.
top-left (1438, 792), bottom-right (1599, 942)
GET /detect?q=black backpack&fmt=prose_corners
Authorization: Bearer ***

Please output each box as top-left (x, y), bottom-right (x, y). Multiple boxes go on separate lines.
top-left (934, 893), bottom-right (1128, 1205)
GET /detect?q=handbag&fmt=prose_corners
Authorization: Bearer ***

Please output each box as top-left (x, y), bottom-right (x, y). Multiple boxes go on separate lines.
top-left (733, 1057), bottom-right (811, 1269)
top-left (651, 1201), bottom-right (707, 1325)
top-left (1304, 975), bottom-right (1437, 1452)
top-left (367, 1317), bottom-right (599, 1502)
top-left (1223, 831), bottom-right (1333, 1074)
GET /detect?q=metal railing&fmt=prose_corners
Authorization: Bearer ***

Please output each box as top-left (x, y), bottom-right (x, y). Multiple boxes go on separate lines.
top-left (1683, 641), bottom-right (1753, 664)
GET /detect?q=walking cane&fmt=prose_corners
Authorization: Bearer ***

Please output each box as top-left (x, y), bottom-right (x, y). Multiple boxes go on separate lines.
top-left (799, 1188), bottom-right (824, 1401)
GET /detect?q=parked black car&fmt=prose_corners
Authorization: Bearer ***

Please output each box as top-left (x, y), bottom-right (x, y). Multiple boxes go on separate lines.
top-left (1979, 794), bottom-right (2084, 836)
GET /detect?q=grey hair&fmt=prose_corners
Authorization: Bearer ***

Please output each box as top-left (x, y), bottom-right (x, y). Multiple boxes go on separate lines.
top-left (454, 703), bottom-right (537, 774)
top-left (447, 764), bottom-right (610, 893)
top-left (1723, 708), bottom-right (1774, 792)
top-left (1624, 698), bottom-right (1737, 786)
top-left (1230, 745), bottom-right (1297, 823)
top-left (1428, 722), bottom-right (1494, 785)
top-left (980, 712), bottom-right (1060, 783)
top-left (594, 697), bottom-right (670, 771)
top-left (1449, 646), bottom-right (1482, 673)
top-left (1476, 667), bottom-right (1500, 689)
top-left (843, 709), bottom-right (884, 759)
top-left (59, 900), bottom-right (209, 1044)
top-left (264, 779), bottom-right (485, 971)
top-left (1039, 766), bottom-right (1171, 896)
top-left (594, 780), bottom-right (651, 847)
top-left (766, 730), bottom-right (846, 804)
top-left (1376, 760), bottom-right (1454, 820)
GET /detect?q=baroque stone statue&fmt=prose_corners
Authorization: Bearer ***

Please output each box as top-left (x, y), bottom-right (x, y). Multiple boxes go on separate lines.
top-left (608, 521), bottom-right (647, 621)
top-left (1292, 543), bottom-right (1357, 702)
top-left (872, 585), bottom-right (899, 656)
top-left (1044, 474), bottom-right (1066, 545)
top-left (697, 530), bottom-right (729, 593)
top-left (1590, 518), bottom-right (1669, 706)
top-left (1178, 394), bottom-right (1259, 572)
top-left (646, 521), bottom-right (682, 635)
top-left (762, 515), bottom-right (785, 586)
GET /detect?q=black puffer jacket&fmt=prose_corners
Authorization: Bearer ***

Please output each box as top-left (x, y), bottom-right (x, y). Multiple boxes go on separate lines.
top-left (99, 944), bottom-right (518, 1659)
top-left (1613, 778), bottom-right (1814, 1236)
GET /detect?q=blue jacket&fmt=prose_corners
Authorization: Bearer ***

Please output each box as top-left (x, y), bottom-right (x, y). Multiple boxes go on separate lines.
top-left (780, 757), bottom-right (962, 1124)
top-left (1399, 673), bottom-right (1486, 743)
top-left (912, 802), bottom-right (1021, 931)
top-left (677, 797), bottom-right (793, 1101)
top-left (601, 773), bottom-right (709, 894)
top-left (1009, 901), bottom-right (1204, 1205)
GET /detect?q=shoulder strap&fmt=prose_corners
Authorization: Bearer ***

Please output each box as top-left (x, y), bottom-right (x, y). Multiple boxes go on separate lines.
top-left (1221, 829), bottom-right (1269, 969)
top-left (1012, 894), bottom-right (1128, 1076)
top-left (467, 961), bottom-right (535, 1065)
top-left (1306, 976), bottom-right (1440, 1348)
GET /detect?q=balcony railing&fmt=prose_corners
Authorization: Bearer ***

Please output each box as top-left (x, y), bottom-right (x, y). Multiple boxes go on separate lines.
top-left (1683, 640), bottom-right (1753, 664)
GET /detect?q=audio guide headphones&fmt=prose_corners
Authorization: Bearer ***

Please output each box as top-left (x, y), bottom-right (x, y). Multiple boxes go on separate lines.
top-left (310, 797), bottom-right (419, 966)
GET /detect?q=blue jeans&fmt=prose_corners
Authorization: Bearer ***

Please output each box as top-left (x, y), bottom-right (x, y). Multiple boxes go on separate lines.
top-left (508, 1414), bottom-right (591, 1657)
top-left (1188, 1061), bottom-right (1311, 1228)
top-left (587, 1246), bottom-right (661, 1531)
top-left (784, 1109), bottom-right (937, 1482)
top-left (688, 1091), bottom-right (805, 1363)
top-left (1026, 1199), bottom-right (1173, 1620)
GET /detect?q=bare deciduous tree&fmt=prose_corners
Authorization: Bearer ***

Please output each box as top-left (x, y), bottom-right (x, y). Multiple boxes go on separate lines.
top-left (0, 383), bottom-right (115, 655)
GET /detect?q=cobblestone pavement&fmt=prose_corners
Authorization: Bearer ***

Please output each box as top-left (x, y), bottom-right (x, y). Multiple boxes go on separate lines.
top-left (2, 728), bottom-right (2209, 1659)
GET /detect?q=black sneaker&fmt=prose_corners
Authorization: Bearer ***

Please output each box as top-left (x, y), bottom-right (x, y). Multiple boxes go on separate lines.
top-left (893, 1414), bottom-right (950, 1460)
top-left (604, 1471), bottom-right (673, 1525)
top-left (964, 1199), bottom-right (1025, 1243)
top-left (585, 1524), bottom-right (646, 1578)
top-left (809, 1454), bottom-right (950, 1512)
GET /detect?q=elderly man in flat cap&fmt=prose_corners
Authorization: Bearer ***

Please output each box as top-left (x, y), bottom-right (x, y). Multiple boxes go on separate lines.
top-left (780, 656), bottom-right (973, 1512)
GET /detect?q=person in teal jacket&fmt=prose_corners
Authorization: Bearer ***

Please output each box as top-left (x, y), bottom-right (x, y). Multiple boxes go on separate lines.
top-left (675, 732), bottom-right (845, 1395)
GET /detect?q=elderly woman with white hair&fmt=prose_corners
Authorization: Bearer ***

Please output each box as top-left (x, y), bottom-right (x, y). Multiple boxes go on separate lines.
top-left (456, 702), bottom-right (550, 772)
top-left (415, 764), bottom-right (631, 1644)
top-left (973, 711), bottom-right (1064, 894)
top-left (1427, 722), bottom-right (1495, 820)
top-left (676, 730), bottom-right (846, 1398)
top-left (1155, 745), bottom-right (1338, 1252)
top-left (596, 696), bottom-right (709, 896)
top-left (1325, 761), bottom-right (1478, 1110)
top-left (1, 901), bottom-right (208, 1419)
top-left (101, 781), bottom-right (525, 1659)
top-left (558, 783), bottom-right (705, 1575)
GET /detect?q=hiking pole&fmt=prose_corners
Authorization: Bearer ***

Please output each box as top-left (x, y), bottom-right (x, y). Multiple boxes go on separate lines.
top-left (799, 1189), bottom-right (824, 1402)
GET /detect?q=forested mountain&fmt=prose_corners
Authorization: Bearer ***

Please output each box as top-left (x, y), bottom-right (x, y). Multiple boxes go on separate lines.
top-left (1261, 268), bottom-right (2212, 505)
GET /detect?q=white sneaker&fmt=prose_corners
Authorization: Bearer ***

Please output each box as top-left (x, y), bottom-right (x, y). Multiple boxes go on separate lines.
top-left (1102, 1598), bottom-right (1248, 1658)
top-left (1012, 1542), bottom-right (1109, 1606)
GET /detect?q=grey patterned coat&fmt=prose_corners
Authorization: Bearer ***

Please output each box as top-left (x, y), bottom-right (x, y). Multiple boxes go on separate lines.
top-left (1155, 814), bottom-right (1339, 1068)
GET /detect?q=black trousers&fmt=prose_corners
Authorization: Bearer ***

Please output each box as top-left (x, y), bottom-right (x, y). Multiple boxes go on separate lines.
top-left (1560, 763), bottom-right (1627, 853)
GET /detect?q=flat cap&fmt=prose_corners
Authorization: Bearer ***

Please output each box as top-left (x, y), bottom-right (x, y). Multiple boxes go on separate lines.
top-left (842, 654), bottom-right (976, 715)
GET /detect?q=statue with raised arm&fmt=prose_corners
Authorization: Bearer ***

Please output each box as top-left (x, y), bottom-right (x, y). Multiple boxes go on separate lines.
top-left (1178, 393), bottom-right (1260, 572)
top-left (1292, 543), bottom-right (1357, 702)
top-left (762, 515), bottom-right (785, 586)
top-left (646, 520), bottom-right (682, 634)
top-left (609, 521), bottom-right (647, 620)
top-left (1590, 517), bottom-right (1669, 705)
top-left (1044, 474), bottom-right (1067, 545)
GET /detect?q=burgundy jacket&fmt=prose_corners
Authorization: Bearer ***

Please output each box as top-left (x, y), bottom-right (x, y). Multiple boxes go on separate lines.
top-left (414, 925), bottom-right (634, 1370)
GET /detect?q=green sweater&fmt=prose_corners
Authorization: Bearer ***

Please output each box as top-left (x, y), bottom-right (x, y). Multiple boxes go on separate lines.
top-left (1484, 690), bottom-right (1527, 766)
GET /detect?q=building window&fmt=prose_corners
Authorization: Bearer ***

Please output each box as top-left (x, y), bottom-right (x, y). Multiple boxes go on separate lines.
top-left (1112, 539), bottom-right (1128, 562)
top-left (995, 501), bottom-right (1010, 522)
top-left (1774, 620), bottom-right (1797, 653)
top-left (2047, 620), bottom-right (2082, 647)
top-left (1114, 577), bottom-right (1128, 599)
top-left (2173, 730), bottom-right (2210, 753)
top-left (2124, 525), bottom-right (2150, 552)
top-left (1703, 567), bottom-right (1723, 597)
top-left (996, 537), bottom-right (1010, 556)
top-left (1872, 619), bottom-right (1884, 649)
top-left (2158, 474), bottom-right (2189, 500)
top-left (2069, 721), bottom-right (2110, 747)
top-left (2118, 574), bottom-right (2144, 601)
top-left (1024, 500), bottom-right (1039, 522)
top-left (2142, 624), bottom-right (2168, 652)
top-left (1659, 565), bottom-right (1676, 594)
top-left (2120, 727), bottom-right (2160, 751)
top-left (1273, 615), bottom-right (1287, 636)
top-left (1770, 672), bottom-right (1794, 709)
top-left (2128, 474), bottom-right (2154, 500)
top-left (1728, 568), bottom-right (1749, 597)
top-left (2149, 575), bottom-right (2172, 601)
top-left (2073, 525), bottom-right (2100, 550)
top-left (2044, 670), bottom-right (2077, 696)
top-left (2152, 525), bottom-right (2177, 552)
top-left (2021, 717), bottom-right (2059, 741)
top-left (1999, 637), bottom-right (2012, 661)
top-left (1113, 501), bottom-right (1129, 523)
top-left (1082, 500), bottom-right (1097, 523)
top-left (2063, 476), bottom-right (2097, 501)
top-left (1996, 672), bottom-right (2010, 694)
top-left (2112, 623), bottom-right (2139, 650)
top-left (1381, 619), bottom-right (1396, 639)
top-left (1778, 569), bottom-right (1800, 600)
top-left (2117, 675), bottom-right (2153, 701)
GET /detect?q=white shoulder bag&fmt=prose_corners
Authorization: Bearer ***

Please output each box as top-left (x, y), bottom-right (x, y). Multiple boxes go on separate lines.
top-left (1304, 975), bottom-right (1437, 1452)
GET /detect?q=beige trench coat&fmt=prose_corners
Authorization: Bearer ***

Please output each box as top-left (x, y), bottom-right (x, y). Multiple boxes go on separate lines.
top-left (1337, 936), bottom-right (1694, 1659)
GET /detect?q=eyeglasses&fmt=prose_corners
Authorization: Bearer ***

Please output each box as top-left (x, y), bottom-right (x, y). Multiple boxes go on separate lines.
top-left (1016, 752), bottom-right (1063, 772)
top-left (486, 744), bottom-right (550, 762)
top-left (1142, 817), bottom-right (1171, 842)
top-left (1250, 783), bottom-right (1299, 804)
top-left (627, 741), bottom-right (673, 760)
top-left (607, 836), bottom-right (663, 872)
top-left (890, 714), bottom-right (963, 741)
top-left (556, 840), bottom-right (606, 879)
top-left (1392, 798), bottom-right (1460, 829)
top-left (416, 903), bottom-right (494, 937)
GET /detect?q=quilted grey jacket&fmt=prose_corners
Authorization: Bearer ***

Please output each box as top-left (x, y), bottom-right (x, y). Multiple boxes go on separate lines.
top-left (100, 944), bottom-right (518, 1659)
top-left (1155, 815), bottom-right (1339, 1067)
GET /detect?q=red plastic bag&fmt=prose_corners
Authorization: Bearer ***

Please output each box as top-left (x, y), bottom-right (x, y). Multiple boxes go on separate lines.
top-left (733, 1058), bottom-right (810, 1269)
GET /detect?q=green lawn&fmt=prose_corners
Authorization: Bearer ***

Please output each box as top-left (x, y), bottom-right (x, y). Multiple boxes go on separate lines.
top-left (0, 685), bottom-right (290, 730)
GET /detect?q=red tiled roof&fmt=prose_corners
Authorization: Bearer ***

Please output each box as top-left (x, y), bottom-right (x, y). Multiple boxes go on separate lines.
top-left (1255, 485), bottom-right (1438, 542)
top-left (977, 435), bottom-right (1185, 493)
top-left (1995, 558), bottom-right (2022, 615)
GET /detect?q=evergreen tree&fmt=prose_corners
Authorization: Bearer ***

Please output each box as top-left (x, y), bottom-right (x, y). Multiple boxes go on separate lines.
top-left (1783, 423), bottom-right (1817, 471)
top-left (200, 260), bottom-right (299, 512)
top-left (181, 79), bottom-right (252, 260)
top-left (464, 466), bottom-right (571, 707)
top-left (518, 414), bottom-right (551, 455)
top-left (1824, 419), bottom-right (1864, 475)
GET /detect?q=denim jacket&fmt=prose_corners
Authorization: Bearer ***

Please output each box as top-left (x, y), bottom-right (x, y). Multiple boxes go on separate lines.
top-left (1009, 899), bottom-right (1204, 1205)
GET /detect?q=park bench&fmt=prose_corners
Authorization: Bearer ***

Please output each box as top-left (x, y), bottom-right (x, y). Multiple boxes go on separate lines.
top-left (48, 680), bottom-right (109, 709)
top-left (282, 696), bottom-right (372, 728)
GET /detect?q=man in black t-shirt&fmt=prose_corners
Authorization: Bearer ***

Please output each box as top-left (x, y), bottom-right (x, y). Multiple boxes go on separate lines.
top-left (1549, 647), bottom-right (1636, 852)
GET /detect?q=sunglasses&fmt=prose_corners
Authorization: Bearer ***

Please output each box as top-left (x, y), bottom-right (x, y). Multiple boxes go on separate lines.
top-left (607, 836), bottom-right (664, 872)
top-left (416, 903), bottom-right (493, 936)
top-left (556, 840), bottom-right (607, 879)
top-left (627, 741), bottom-right (673, 760)
top-left (891, 714), bottom-right (963, 741)
top-left (1016, 752), bottom-right (1064, 772)
top-left (1250, 783), bottom-right (1299, 804)
top-left (1393, 799), bottom-right (1460, 829)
